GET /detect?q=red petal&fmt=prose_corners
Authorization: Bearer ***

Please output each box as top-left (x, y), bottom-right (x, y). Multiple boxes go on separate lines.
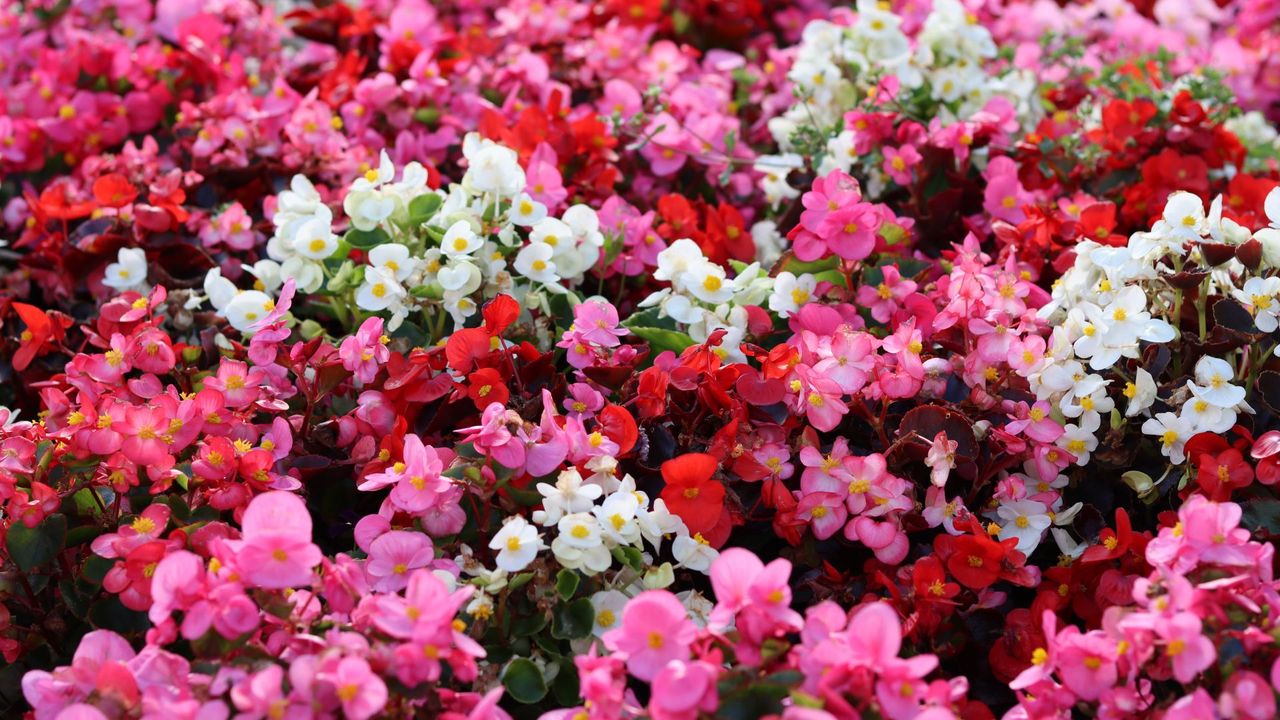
top-left (660, 452), bottom-right (718, 487)
top-left (482, 294), bottom-right (519, 336)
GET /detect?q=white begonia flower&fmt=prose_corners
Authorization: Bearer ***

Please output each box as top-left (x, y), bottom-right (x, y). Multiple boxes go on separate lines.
top-left (443, 291), bottom-right (479, 326)
top-left (686, 262), bottom-right (734, 305)
top-left (1123, 367), bottom-right (1157, 417)
top-left (489, 516), bottom-right (542, 573)
top-left (223, 290), bottom-right (275, 333)
top-left (768, 271), bottom-right (817, 317)
top-left (1264, 186), bottom-right (1280, 228)
top-left (280, 256), bottom-right (324, 294)
top-left (637, 498), bottom-right (686, 551)
top-left (1059, 386), bottom-right (1114, 429)
top-left (590, 590), bottom-right (630, 637)
top-left (343, 189), bottom-right (396, 233)
top-left (1188, 356), bottom-right (1245, 408)
top-left (1142, 411), bottom-right (1194, 464)
top-left (1233, 276), bottom-right (1280, 332)
top-left (529, 217), bottom-right (572, 250)
top-left (677, 590), bottom-right (715, 628)
top-left (368, 243), bottom-right (417, 283)
top-left (244, 260), bottom-right (283, 294)
top-left (1159, 191), bottom-right (1206, 241)
top-left (557, 512), bottom-right (604, 550)
top-left (103, 247), bottom-right (148, 291)
top-left (204, 268), bottom-right (238, 311)
top-left (295, 214), bottom-right (339, 260)
top-left (356, 267), bottom-right (406, 312)
top-left (562, 205), bottom-right (605, 247)
top-left (533, 468), bottom-right (602, 526)
top-left (441, 220), bottom-right (483, 258)
top-left (672, 532), bottom-right (718, 572)
top-left (594, 491), bottom-right (642, 545)
top-left (277, 174), bottom-right (324, 216)
top-left (513, 243), bottom-right (559, 284)
top-left (1206, 195), bottom-right (1250, 245)
top-left (1058, 423), bottom-right (1098, 466)
top-left (1050, 528), bottom-right (1087, 561)
top-left (437, 260), bottom-right (482, 295)
top-left (551, 535), bottom-right (612, 574)
top-left (351, 150), bottom-right (395, 192)
top-left (995, 499), bottom-right (1052, 555)
top-left (654, 238), bottom-right (708, 290)
top-left (466, 143), bottom-right (525, 197)
top-left (392, 161), bottom-right (429, 196)
top-left (509, 194), bottom-right (547, 226)
top-left (1180, 394), bottom-right (1235, 434)
top-left (751, 221), bottom-right (786, 267)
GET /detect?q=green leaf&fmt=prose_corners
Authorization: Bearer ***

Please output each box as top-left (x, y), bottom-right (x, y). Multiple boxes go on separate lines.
top-left (511, 612), bottom-right (548, 638)
top-left (6, 513), bottom-right (67, 571)
top-left (628, 326), bottom-right (695, 355)
top-left (610, 545), bottom-right (645, 572)
top-left (344, 226), bottom-right (389, 250)
top-left (501, 658), bottom-right (548, 704)
top-left (622, 306), bottom-right (678, 331)
top-left (508, 572), bottom-right (536, 591)
top-left (409, 193), bottom-right (443, 225)
top-left (88, 595), bottom-right (150, 635)
top-left (551, 597), bottom-right (595, 640)
top-left (778, 254), bottom-right (840, 276)
top-left (555, 569), bottom-right (580, 600)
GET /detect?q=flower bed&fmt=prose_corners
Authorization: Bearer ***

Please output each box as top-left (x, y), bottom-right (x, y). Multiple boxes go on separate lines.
top-left (2, 1), bottom-right (1280, 719)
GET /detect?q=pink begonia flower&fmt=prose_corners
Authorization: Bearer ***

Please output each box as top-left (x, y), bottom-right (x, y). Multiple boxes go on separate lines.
top-left (326, 657), bottom-right (388, 720)
top-left (649, 660), bottom-right (719, 720)
top-left (230, 664), bottom-right (287, 718)
top-left (855, 265), bottom-right (917, 324)
top-left (340, 316), bottom-right (391, 384)
top-left (458, 403), bottom-right (526, 470)
top-left (1053, 627), bottom-right (1118, 701)
top-left (983, 155), bottom-right (1033, 223)
top-left (791, 366), bottom-right (847, 432)
top-left (882, 144), bottom-right (921, 186)
top-left (602, 590), bottom-right (695, 682)
top-left (365, 530), bottom-right (434, 593)
top-left (1004, 401), bottom-right (1064, 444)
top-left (924, 432), bottom-right (958, 488)
top-left (1162, 688), bottom-right (1217, 720)
top-left (797, 492), bottom-right (847, 540)
top-left (91, 504), bottom-right (171, 559)
top-left (1155, 612), bottom-right (1215, 683)
top-left (230, 491), bottom-right (323, 589)
top-left (812, 329), bottom-right (878, 395)
top-left (1219, 670), bottom-right (1276, 720)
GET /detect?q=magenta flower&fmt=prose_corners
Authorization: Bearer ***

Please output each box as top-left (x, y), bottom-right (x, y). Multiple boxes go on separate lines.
top-left (340, 316), bottom-right (391, 384)
top-left (1155, 612), bottom-right (1215, 683)
top-left (326, 657), bottom-right (388, 720)
top-left (649, 660), bottom-right (719, 720)
top-left (230, 491), bottom-right (323, 590)
top-left (882, 145), bottom-right (921, 186)
top-left (602, 590), bottom-right (695, 682)
top-left (365, 530), bottom-right (434, 593)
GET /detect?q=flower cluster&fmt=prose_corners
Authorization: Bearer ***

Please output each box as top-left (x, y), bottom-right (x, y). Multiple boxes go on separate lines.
top-left (5, 1), bottom-right (1280, 719)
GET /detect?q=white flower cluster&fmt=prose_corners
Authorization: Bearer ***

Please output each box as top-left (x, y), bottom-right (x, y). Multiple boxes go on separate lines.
top-left (486, 466), bottom-right (718, 578)
top-left (1033, 190), bottom-right (1280, 466)
top-left (761, 0), bottom-right (1037, 203)
top-left (638, 239), bottom-right (801, 362)
top-left (206, 135), bottom-right (607, 335)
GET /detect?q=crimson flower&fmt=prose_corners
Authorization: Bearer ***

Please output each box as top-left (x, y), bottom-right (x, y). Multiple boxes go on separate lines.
top-left (1079, 508), bottom-right (1135, 563)
top-left (659, 453), bottom-right (724, 537)
top-left (1194, 448), bottom-right (1253, 501)
top-left (466, 368), bottom-right (509, 409)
